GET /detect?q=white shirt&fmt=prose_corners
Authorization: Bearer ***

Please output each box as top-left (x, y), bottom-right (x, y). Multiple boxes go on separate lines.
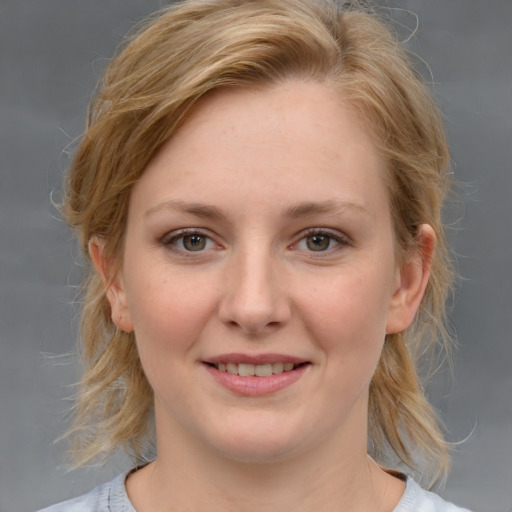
top-left (37, 471), bottom-right (473, 512)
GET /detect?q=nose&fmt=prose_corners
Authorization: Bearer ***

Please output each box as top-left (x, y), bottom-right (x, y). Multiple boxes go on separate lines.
top-left (218, 245), bottom-right (291, 335)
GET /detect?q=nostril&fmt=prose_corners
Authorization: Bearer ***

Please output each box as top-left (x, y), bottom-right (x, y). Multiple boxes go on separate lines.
top-left (217, 274), bottom-right (292, 334)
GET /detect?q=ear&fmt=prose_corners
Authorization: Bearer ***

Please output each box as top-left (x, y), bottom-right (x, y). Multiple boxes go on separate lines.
top-left (89, 237), bottom-right (134, 333)
top-left (386, 224), bottom-right (436, 334)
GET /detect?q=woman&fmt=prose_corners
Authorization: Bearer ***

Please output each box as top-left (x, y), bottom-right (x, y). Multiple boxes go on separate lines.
top-left (39, 1), bottom-right (471, 510)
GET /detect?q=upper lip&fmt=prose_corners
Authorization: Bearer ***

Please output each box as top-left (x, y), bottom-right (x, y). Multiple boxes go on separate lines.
top-left (203, 353), bottom-right (309, 365)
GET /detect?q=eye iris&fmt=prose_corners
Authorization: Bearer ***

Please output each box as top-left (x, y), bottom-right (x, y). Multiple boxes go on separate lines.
top-left (183, 235), bottom-right (206, 251)
top-left (306, 234), bottom-right (330, 251)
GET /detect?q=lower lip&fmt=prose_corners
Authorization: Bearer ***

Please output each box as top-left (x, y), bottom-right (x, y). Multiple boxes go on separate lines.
top-left (203, 364), bottom-right (309, 396)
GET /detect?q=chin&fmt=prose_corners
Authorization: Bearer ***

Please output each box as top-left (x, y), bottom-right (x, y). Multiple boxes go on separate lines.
top-left (206, 416), bottom-right (311, 464)
top-left (215, 440), bottom-right (300, 465)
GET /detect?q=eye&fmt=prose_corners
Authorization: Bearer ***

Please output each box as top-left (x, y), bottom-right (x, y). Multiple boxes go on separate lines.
top-left (305, 234), bottom-right (334, 251)
top-left (162, 229), bottom-right (218, 253)
top-left (293, 229), bottom-right (349, 253)
top-left (181, 234), bottom-right (208, 251)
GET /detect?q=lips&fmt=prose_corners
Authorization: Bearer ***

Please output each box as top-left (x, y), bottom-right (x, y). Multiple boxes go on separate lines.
top-left (204, 353), bottom-right (308, 376)
top-left (214, 362), bottom-right (296, 377)
top-left (203, 354), bottom-right (310, 396)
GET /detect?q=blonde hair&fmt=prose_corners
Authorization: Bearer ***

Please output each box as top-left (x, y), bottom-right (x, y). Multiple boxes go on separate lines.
top-left (64, 0), bottom-right (454, 485)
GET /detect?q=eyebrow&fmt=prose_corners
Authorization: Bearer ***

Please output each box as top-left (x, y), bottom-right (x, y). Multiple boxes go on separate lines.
top-left (145, 199), bottom-right (227, 220)
top-left (145, 199), bottom-right (368, 220)
top-left (284, 200), bottom-right (369, 219)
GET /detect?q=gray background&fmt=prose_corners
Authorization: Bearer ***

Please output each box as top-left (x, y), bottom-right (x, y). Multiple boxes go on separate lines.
top-left (1, 1), bottom-right (511, 511)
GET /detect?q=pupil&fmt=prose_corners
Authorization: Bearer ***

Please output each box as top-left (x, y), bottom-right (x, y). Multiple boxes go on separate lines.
top-left (184, 235), bottom-right (206, 251)
top-left (307, 235), bottom-right (329, 251)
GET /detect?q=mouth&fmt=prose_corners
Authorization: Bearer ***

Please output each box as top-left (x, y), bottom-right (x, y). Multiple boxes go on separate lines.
top-left (205, 361), bottom-right (309, 377)
top-left (202, 355), bottom-right (310, 395)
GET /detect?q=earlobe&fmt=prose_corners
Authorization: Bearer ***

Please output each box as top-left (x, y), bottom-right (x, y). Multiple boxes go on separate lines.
top-left (88, 237), bottom-right (134, 333)
top-left (386, 224), bottom-right (436, 334)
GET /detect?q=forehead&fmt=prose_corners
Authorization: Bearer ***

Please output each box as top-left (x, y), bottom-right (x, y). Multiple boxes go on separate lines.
top-left (131, 80), bottom-right (388, 221)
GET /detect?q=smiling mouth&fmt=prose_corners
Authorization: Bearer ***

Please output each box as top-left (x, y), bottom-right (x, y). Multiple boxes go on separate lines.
top-left (207, 362), bottom-right (309, 377)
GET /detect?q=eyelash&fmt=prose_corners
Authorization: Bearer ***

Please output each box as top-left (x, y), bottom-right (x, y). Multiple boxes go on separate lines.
top-left (160, 229), bottom-right (219, 256)
top-left (160, 227), bottom-right (351, 257)
top-left (292, 228), bottom-right (351, 254)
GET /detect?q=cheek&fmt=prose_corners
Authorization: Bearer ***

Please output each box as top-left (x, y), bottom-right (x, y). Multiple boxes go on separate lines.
top-left (297, 266), bottom-right (392, 361)
top-left (123, 263), bottom-right (218, 367)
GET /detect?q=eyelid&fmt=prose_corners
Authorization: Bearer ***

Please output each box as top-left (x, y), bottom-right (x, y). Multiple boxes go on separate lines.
top-left (160, 228), bottom-right (221, 254)
top-left (159, 227), bottom-right (351, 255)
top-left (291, 227), bottom-right (352, 252)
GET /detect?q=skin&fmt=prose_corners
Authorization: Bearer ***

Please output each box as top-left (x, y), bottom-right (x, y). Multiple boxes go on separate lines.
top-left (91, 80), bottom-right (434, 512)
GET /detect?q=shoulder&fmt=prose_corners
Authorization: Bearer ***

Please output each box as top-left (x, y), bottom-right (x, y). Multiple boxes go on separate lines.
top-left (394, 478), bottom-right (473, 512)
top-left (36, 472), bottom-right (134, 512)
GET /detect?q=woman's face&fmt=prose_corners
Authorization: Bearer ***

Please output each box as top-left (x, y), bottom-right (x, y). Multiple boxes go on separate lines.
top-left (102, 81), bottom-right (426, 463)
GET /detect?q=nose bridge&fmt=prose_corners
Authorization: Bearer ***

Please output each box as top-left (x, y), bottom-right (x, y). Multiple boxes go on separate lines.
top-left (219, 239), bottom-right (289, 334)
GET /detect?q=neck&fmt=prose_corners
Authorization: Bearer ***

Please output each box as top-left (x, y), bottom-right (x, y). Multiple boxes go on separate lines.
top-left (126, 413), bottom-right (403, 512)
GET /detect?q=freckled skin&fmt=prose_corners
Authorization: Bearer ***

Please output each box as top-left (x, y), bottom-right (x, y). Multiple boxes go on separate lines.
top-left (96, 82), bottom-right (430, 484)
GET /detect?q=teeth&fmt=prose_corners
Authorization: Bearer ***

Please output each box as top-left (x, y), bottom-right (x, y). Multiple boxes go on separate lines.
top-left (272, 362), bottom-right (284, 374)
top-left (255, 364), bottom-right (273, 377)
top-left (214, 362), bottom-right (298, 376)
top-left (238, 363), bottom-right (255, 377)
